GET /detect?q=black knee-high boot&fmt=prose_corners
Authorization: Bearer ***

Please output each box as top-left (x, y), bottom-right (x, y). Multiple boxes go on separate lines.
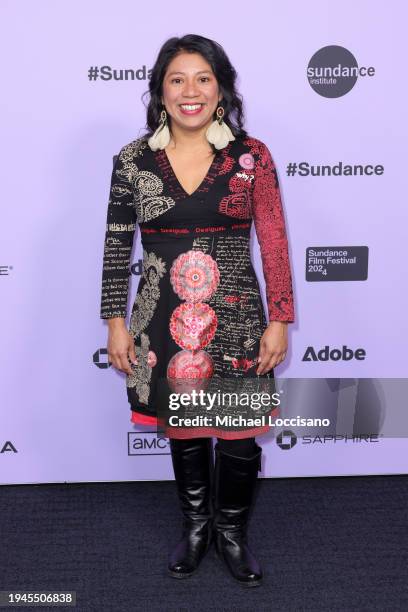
top-left (213, 441), bottom-right (263, 587)
top-left (168, 437), bottom-right (214, 578)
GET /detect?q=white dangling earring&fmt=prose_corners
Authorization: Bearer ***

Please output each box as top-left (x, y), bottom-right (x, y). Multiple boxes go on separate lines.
top-left (206, 105), bottom-right (235, 150)
top-left (147, 109), bottom-right (171, 151)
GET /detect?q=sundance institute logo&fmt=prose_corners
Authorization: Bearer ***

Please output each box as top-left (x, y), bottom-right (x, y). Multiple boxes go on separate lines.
top-left (307, 45), bottom-right (375, 97)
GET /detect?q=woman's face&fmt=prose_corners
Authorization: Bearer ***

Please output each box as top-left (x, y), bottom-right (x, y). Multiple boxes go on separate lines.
top-left (161, 51), bottom-right (222, 134)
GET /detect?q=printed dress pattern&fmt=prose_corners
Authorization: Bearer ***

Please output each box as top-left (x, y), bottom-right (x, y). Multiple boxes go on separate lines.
top-left (100, 135), bottom-right (295, 439)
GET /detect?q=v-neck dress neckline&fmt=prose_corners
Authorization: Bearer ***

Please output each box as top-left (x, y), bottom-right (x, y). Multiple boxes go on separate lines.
top-left (154, 141), bottom-right (233, 200)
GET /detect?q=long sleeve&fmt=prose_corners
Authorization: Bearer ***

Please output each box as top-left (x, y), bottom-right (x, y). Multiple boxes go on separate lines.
top-left (100, 146), bottom-right (137, 319)
top-left (252, 141), bottom-right (295, 323)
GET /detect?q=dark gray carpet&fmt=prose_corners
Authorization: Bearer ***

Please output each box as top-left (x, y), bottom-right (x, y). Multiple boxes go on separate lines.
top-left (1, 475), bottom-right (407, 611)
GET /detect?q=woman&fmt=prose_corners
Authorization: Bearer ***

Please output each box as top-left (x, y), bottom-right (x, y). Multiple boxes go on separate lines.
top-left (100, 34), bottom-right (294, 587)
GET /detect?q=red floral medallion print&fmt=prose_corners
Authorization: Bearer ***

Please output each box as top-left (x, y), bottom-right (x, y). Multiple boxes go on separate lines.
top-left (167, 349), bottom-right (214, 379)
top-left (169, 302), bottom-right (218, 351)
top-left (170, 249), bottom-right (220, 302)
top-left (167, 349), bottom-right (214, 394)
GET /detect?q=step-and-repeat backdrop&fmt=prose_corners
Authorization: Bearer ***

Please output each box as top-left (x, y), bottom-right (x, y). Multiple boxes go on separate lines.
top-left (1, 1), bottom-right (407, 484)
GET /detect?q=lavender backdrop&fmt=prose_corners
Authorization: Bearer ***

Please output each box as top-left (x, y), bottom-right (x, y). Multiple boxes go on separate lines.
top-left (1, 0), bottom-right (407, 484)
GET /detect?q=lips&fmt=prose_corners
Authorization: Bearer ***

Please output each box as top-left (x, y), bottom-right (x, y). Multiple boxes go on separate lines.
top-left (179, 103), bottom-right (204, 115)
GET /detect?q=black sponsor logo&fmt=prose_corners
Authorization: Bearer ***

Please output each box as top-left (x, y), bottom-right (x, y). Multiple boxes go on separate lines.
top-left (1, 441), bottom-right (18, 453)
top-left (307, 45), bottom-right (375, 97)
top-left (302, 434), bottom-right (380, 444)
top-left (278, 434), bottom-right (381, 450)
top-left (276, 430), bottom-right (297, 450)
top-left (0, 265), bottom-right (13, 275)
top-left (303, 345), bottom-right (366, 362)
top-left (93, 348), bottom-right (110, 369)
top-left (128, 431), bottom-right (170, 455)
top-left (306, 246), bottom-right (368, 281)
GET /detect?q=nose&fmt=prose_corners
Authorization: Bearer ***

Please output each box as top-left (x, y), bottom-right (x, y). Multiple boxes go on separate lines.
top-left (181, 78), bottom-right (200, 98)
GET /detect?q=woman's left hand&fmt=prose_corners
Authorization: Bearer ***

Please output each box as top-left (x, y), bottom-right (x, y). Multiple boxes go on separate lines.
top-left (256, 321), bottom-right (288, 375)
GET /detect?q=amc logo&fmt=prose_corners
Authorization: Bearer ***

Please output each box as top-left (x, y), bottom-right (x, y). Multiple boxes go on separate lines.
top-left (128, 432), bottom-right (170, 455)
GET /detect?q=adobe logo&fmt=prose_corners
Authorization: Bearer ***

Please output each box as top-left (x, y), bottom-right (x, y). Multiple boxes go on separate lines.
top-left (302, 345), bottom-right (366, 362)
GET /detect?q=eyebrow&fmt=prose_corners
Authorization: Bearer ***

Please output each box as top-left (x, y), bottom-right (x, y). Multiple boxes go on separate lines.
top-left (166, 70), bottom-right (212, 77)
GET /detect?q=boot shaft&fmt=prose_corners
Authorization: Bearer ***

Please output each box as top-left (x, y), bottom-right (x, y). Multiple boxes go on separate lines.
top-left (213, 442), bottom-right (262, 532)
top-left (170, 437), bottom-right (214, 520)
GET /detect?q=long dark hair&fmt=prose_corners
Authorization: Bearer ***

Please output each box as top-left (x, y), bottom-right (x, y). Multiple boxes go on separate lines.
top-left (141, 34), bottom-right (248, 150)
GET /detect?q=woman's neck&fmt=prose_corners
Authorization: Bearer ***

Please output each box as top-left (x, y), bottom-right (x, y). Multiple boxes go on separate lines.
top-left (167, 122), bottom-right (213, 153)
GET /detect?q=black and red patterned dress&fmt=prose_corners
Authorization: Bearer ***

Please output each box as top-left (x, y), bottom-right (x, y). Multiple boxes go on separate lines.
top-left (100, 134), bottom-right (295, 439)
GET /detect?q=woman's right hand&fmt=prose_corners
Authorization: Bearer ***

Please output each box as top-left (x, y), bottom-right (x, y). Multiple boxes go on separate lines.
top-left (107, 318), bottom-right (137, 375)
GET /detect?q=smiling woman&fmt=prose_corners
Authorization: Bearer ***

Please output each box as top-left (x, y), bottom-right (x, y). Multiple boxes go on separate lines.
top-left (99, 33), bottom-right (295, 587)
top-left (151, 52), bottom-right (226, 194)
top-left (163, 58), bottom-right (221, 121)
